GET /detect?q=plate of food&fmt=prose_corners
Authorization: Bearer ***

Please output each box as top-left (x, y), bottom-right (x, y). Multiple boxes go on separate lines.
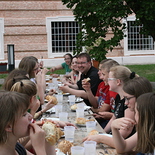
top-left (75, 97), bottom-right (83, 103)
top-left (75, 117), bottom-right (96, 127)
top-left (70, 104), bottom-right (91, 112)
top-left (62, 92), bottom-right (70, 96)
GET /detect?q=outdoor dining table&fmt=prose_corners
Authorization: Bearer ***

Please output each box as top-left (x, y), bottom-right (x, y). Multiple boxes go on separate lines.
top-left (42, 93), bottom-right (118, 155)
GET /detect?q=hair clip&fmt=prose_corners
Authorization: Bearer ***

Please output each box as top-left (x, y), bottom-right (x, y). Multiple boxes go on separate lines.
top-left (20, 81), bottom-right (24, 87)
top-left (130, 72), bottom-right (135, 79)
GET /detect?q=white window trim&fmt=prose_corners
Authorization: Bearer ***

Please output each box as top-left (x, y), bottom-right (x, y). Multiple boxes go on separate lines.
top-left (0, 18), bottom-right (4, 60)
top-left (46, 16), bottom-right (75, 58)
top-left (123, 16), bottom-right (155, 56)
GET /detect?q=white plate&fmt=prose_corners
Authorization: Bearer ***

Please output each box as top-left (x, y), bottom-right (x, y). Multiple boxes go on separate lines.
top-left (75, 98), bottom-right (83, 103)
top-left (99, 133), bottom-right (113, 137)
top-left (41, 117), bottom-right (60, 121)
top-left (67, 98), bottom-right (83, 103)
top-left (75, 123), bottom-right (86, 127)
top-left (46, 107), bottom-right (56, 113)
top-left (56, 149), bottom-right (65, 155)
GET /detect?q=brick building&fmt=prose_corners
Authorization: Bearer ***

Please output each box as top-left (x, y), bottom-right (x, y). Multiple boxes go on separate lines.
top-left (0, 0), bottom-right (155, 67)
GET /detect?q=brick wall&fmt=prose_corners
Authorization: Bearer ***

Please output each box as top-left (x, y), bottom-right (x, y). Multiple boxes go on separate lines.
top-left (0, 0), bottom-right (123, 62)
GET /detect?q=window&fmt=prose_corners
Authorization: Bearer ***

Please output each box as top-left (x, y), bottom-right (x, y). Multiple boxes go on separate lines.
top-left (46, 16), bottom-right (80, 58)
top-left (123, 16), bottom-right (155, 56)
top-left (0, 18), bottom-right (4, 59)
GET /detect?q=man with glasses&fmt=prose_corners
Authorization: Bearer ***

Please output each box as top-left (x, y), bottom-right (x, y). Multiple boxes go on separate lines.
top-left (60, 53), bottom-right (102, 106)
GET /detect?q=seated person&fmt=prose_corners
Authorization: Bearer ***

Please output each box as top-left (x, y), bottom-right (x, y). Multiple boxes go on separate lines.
top-left (59, 53), bottom-right (102, 106)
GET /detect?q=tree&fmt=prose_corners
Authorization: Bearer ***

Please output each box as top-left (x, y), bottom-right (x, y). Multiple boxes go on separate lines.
top-left (62, 0), bottom-right (155, 62)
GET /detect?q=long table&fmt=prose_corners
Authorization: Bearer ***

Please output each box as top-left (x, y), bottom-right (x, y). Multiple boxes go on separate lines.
top-left (42, 94), bottom-right (118, 155)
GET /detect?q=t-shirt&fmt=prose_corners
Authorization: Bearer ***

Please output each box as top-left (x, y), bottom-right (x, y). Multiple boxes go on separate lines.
top-left (77, 66), bottom-right (102, 106)
top-left (15, 142), bottom-right (26, 155)
top-left (95, 82), bottom-right (117, 111)
top-left (137, 150), bottom-right (155, 155)
top-left (61, 62), bottom-right (72, 73)
top-left (114, 94), bottom-right (127, 119)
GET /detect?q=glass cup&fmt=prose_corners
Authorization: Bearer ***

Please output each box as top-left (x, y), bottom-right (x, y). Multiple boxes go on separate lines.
top-left (64, 126), bottom-right (75, 142)
top-left (68, 95), bottom-right (76, 105)
top-left (84, 141), bottom-right (97, 155)
top-left (55, 104), bottom-right (63, 117)
top-left (55, 94), bottom-right (63, 103)
top-left (86, 121), bottom-right (96, 134)
top-left (76, 108), bottom-right (84, 118)
top-left (71, 146), bottom-right (85, 155)
top-left (59, 112), bottom-right (68, 122)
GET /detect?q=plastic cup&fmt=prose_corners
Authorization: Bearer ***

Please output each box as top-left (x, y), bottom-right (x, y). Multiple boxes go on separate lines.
top-left (84, 141), bottom-right (97, 155)
top-left (59, 112), bottom-right (68, 122)
top-left (55, 104), bottom-right (62, 117)
top-left (64, 126), bottom-right (75, 142)
top-left (71, 146), bottom-right (85, 155)
top-left (55, 94), bottom-right (63, 103)
top-left (86, 121), bottom-right (96, 134)
top-left (76, 108), bottom-right (84, 118)
top-left (68, 95), bottom-right (75, 105)
top-left (77, 103), bottom-right (85, 109)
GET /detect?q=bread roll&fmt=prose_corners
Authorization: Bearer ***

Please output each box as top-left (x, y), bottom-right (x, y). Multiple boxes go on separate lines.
top-left (58, 140), bottom-right (73, 155)
top-left (70, 104), bottom-right (77, 111)
top-left (88, 129), bottom-right (99, 135)
top-left (42, 121), bottom-right (64, 145)
top-left (85, 77), bottom-right (91, 82)
top-left (75, 117), bottom-right (86, 124)
top-left (86, 118), bottom-right (95, 122)
top-left (45, 95), bottom-right (58, 105)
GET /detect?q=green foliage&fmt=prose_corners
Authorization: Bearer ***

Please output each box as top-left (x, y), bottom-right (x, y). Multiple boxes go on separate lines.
top-left (62, 0), bottom-right (132, 62)
top-left (62, 0), bottom-right (155, 62)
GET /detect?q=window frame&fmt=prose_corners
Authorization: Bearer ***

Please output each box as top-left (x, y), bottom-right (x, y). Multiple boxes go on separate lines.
top-left (0, 18), bottom-right (4, 60)
top-left (46, 16), bottom-right (78, 58)
top-left (123, 16), bottom-right (155, 56)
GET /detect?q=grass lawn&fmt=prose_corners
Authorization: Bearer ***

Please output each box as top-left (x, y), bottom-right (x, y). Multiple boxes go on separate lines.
top-left (0, 64), bottom-right (155, 83)
top-left (126, 64), bottom-right (155, 82)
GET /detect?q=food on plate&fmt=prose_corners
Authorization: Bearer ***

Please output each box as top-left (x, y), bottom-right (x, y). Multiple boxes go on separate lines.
top-left (42, 121), bottom-right (64, 145)
top-left (88, 129), bottom-right (99, 136)
top-left (86, 118), bottom-right (95, 122)
top-left (85, 77), bottom-right (91, 82)
top-left (57, 140), bottom-right (73, 155)
top-left (75, 117), bottom-right (86, 124)
top-left (75, 117), bottom-right (96, 125)
top-left (70, 104), bottom-right (77, 111)
top-left (45, 95), bottom-right (58, 105)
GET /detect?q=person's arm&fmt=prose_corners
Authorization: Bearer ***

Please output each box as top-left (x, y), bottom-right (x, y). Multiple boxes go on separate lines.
top-left (35, 72), bottom-right (45, 105)
top-left (29, 123), bottom-right (47, 155)
top-left (104, 114), bottom-right (116, 133)
top-left (83, 134), bottom-right (115, 148)
top-left (111, 118), bottom-right (137, 153)
top-left (50, 64), bottom-right (63, 72)
top-left (59, 85), bottom-right (88, 99)
top-left (92, 104), bottom-right (111, 113)
top-left (82, 81), bottom-right (98, 108)
top-left (119, 108), bottom-right (135, 138)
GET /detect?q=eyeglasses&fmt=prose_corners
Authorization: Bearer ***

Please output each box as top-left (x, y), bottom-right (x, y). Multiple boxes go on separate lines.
top-left (124, 96), bottom-right (135, 102)
top-left (107, 78), bottom-right (116, 81)
top-left (77, 62), bottom-right (88, 65)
